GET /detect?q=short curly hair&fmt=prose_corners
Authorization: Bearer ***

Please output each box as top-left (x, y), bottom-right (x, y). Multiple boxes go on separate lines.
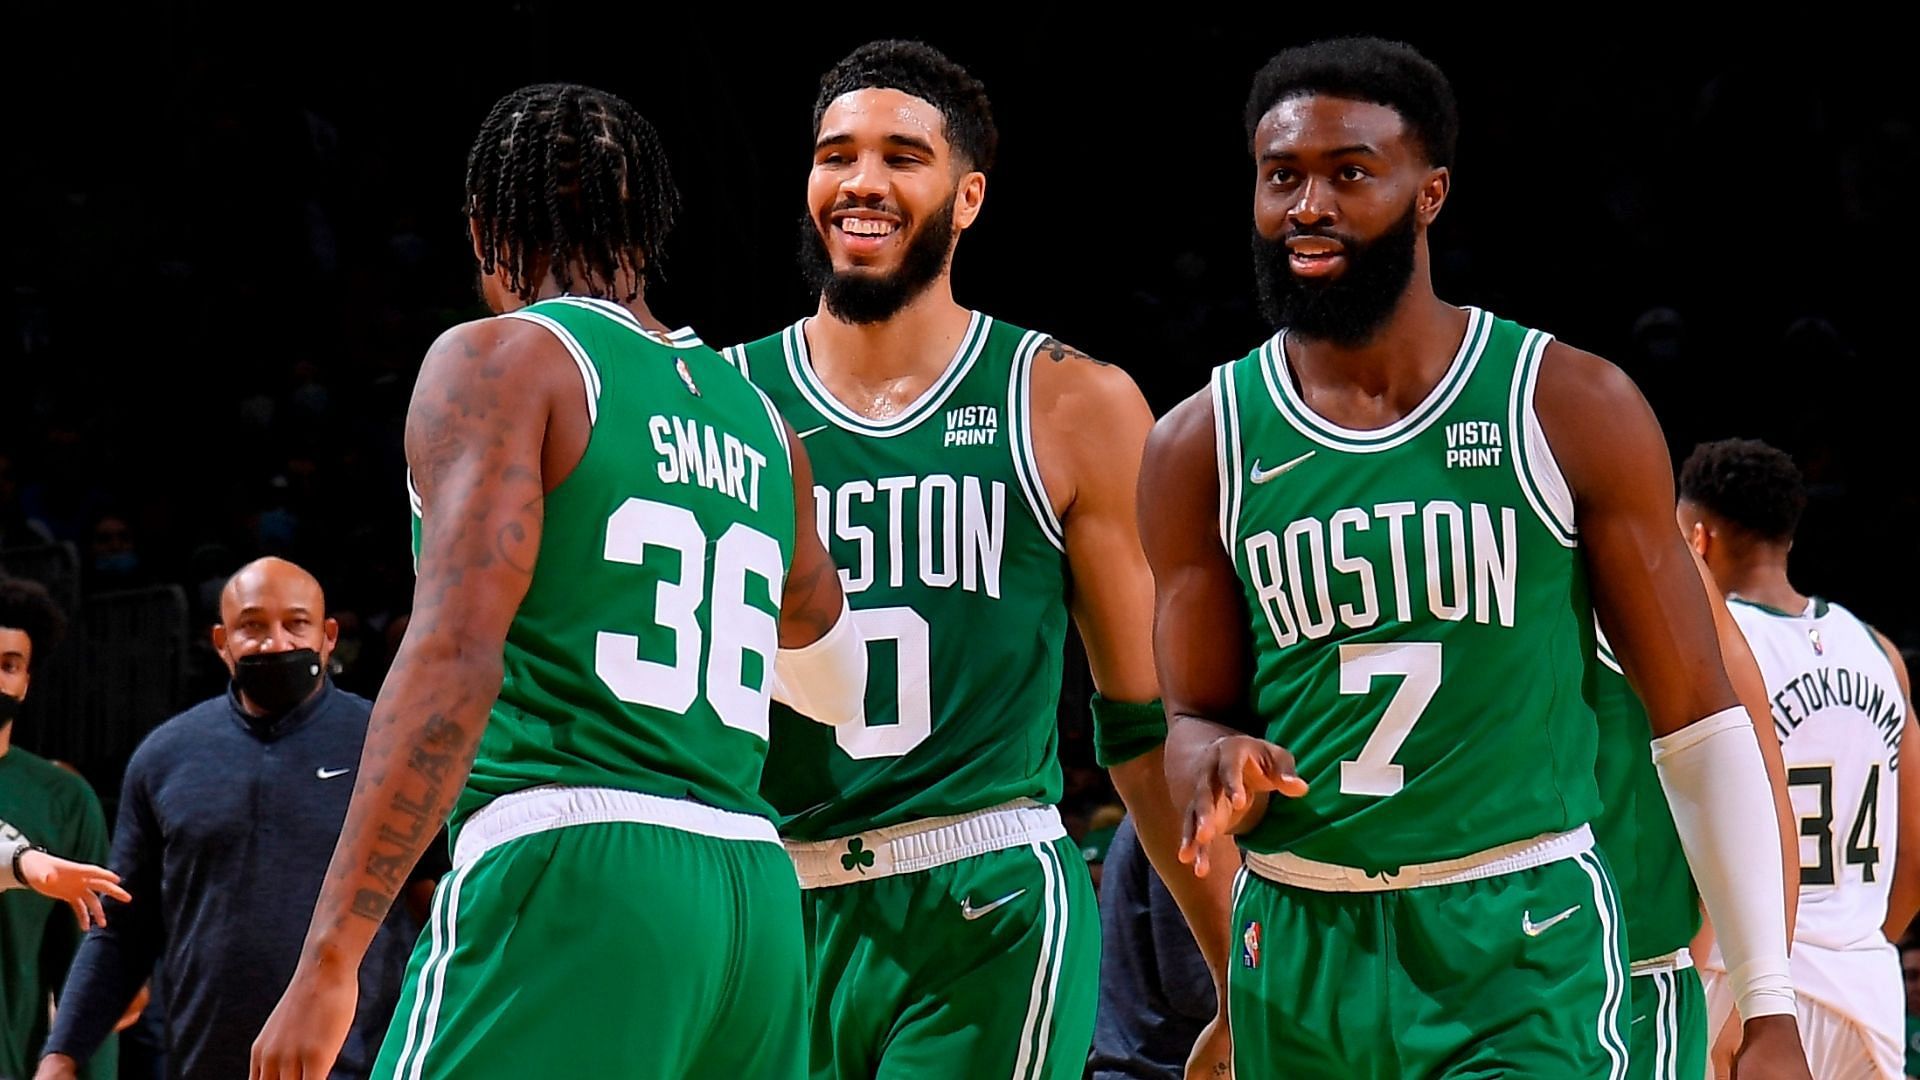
top-left (1678, 438), bottom-right (1806, 543)
top-left (0, 575), bottom-right (66, 674)
top-left (1245, 37), bottom-right (1459, 169)
top-left (813, 40), bottom-right (998, 173)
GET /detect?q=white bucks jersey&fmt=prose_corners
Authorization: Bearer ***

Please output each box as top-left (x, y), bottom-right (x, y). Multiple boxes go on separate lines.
top-left (1730, 596), bottom-right (1903, 1031)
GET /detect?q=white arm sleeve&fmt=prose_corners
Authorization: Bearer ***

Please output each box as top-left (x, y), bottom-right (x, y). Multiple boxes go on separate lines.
top-left (771, 598), bottom-right (865, 727)
top-left (1653, 705), bottom-right (1795, 1019)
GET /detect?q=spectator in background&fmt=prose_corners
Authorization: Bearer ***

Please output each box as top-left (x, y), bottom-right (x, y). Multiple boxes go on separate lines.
top-left (84, 515), bottom-right (143, 593)
top-left (1088, 815), bottom-right (1218, 1080)
top-left (36, 558), bottom-right (435, 1080)
top-left (0, 576), bottom-right (116, 1080)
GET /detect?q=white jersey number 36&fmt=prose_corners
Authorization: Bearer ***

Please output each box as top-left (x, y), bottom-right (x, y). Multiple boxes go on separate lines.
top-left (594, 498), bottom-right (785, 740)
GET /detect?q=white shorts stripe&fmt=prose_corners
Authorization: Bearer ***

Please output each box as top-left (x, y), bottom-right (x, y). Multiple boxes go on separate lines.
top-left (1653, 970), bottom-right (1675, 1080)
top-left (386, 871), bottom-right (453, 1078)
top-left (1011, 839), bottom-right (1064, 1080)
top-left (1574, 851), bottom-right (1628, 1080)
top-left (398, 859), bottom-right (478, 1080)
top-left (1027, 841), bottom-right (1072, 1077)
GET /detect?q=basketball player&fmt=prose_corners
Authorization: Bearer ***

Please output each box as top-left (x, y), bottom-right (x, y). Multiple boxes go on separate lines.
top-left (1590, 551), bottom-right (1800, 1080)
top-left (249, 83), bottom-right (863, 1080)
top-left (1680, 438), bottom-right (1920, 1079)
top-left (1141, 38), bottom-right (1810, 1077)
top-left (722, 40), bottom-right (1235, 1079)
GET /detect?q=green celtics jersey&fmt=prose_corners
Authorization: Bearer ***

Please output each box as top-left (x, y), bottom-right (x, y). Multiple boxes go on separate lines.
top-left (726, 312), bottom-right (1069, 841)
top-left (409, 296), bottom-right (797, 828)
top-left (1589, 632), bottom-right (1700, 962)
top-left (1216, 308), bottom-right (1599, 869)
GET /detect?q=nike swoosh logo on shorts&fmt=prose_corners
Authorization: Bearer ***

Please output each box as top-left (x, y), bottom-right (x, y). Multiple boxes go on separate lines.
top-left (1249, 451), bottom-right (1315, 484)
top-left (796, 425), bottom-right (831, 439)
top-left (316, 767), bottom-right (352, 780)
top-left (1522, 905), bottom-right (1581, 937)
top-left (961, 889), bottom-right (1027, 921)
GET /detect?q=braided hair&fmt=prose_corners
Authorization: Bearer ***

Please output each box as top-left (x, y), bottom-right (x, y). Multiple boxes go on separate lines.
top-left (465, 83), bottom-right (681, 304)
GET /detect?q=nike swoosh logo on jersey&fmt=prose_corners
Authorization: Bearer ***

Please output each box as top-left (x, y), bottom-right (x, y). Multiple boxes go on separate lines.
top-left (1522, 905), bottom-right (1581, 936)
top-left (796, 425), bottom-right (831, 439)
top-left (961, 889), bottom-right (1027, 921)
top-left (1249, 451), bottom-right (1316, 484)
top-left (316, 767), bottom-right (352, 780)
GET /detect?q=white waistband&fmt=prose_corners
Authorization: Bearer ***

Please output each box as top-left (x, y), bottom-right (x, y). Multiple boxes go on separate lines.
top-left (786, 801), bottom-right (1065, 889)
top-left (1630, 947), bottom-right (1695, 976)
top-left (1243, 824), bottom-right (1594, 892)
top-left (453, 785), bottom-right (781, 869)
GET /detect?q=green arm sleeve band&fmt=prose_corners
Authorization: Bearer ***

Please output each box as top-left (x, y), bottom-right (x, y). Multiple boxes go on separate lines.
top-left (1091, 694), bottom-right (1168, 768)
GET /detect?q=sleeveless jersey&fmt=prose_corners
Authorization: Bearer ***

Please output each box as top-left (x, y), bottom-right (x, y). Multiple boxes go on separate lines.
top-left (1590, 631), bottom-right (1700, 962)
top-left (409, 296), bottom-right (797, 829)
top-left (1215, 308), bottom-right (1599, 869)
top-left (725, 313), bottom-right (1070, 841)
top-left (1728, 596), bottom-right (1902, 1018)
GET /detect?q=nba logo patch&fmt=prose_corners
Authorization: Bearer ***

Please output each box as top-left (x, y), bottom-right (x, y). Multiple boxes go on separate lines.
top-left (1809, 628), bottom-right (1824, 656)
top-left (1241, 920), bottom-right (1261, 969)
top-left (675, 357), bottom-right (701, 396)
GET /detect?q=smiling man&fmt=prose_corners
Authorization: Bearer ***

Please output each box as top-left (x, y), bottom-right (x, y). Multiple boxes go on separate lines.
top-left (1141, 37), bottom-right (1813, 1079)
top-left (721, 40), bottom-right (1226, 1080)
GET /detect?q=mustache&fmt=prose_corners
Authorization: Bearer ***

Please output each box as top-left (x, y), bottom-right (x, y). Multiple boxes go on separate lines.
top-left (1277, 225), bottom-right (1361, 250)
top-left (825, 197), bottom-right (906, 220)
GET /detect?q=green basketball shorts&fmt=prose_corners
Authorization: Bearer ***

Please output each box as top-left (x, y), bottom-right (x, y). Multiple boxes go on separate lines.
top-left (372, 786), bottom-right (806, 1080)
top-left (784, 802), bottom-right (1099, 1080)
top-left (1229, 826), bottom-right (1629, 1079)
top-left (1627, 954), bottom-right (1707, 1080)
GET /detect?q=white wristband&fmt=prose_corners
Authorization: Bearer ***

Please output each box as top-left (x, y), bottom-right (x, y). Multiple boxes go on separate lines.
top-left (1, 838), bottom-right (29, 891)
top-left (1653, 705), bottom-right (1795, 1019)
top-left (771, 598), bottom-right (866, 727)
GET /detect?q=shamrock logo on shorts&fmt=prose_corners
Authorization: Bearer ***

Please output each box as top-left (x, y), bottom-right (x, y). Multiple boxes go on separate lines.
top-left (843, 837), bottom-right (876, 873)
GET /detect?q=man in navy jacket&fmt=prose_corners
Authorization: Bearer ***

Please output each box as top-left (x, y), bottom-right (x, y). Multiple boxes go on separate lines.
top-left (38, 559), bottom-right (433, 1080)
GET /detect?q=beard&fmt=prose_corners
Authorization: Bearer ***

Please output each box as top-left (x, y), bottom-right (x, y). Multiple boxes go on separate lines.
top-left (1250, 198), bottom-right (1420, 347)
top-left (799, 193), bottom-right (957, 325)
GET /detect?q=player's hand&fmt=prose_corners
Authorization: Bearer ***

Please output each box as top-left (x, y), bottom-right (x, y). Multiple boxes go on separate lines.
top-left (1178, 734), bottom-right (1308, 877)
top-left (32, 1053), bottom-right (79, 1080)
top-left (251, 962), bottom-right (359, 1080)
top-left (19, 850), bottom-right (130, 930)
top-left (1730, 1014), bottom-right (1812, 1079)
top-left (1184, 1008), bottom-right (1233, 1080)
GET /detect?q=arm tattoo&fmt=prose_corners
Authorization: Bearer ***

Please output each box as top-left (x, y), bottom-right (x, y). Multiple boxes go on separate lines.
top-left (1042, 336), bottom-right (1110, 366)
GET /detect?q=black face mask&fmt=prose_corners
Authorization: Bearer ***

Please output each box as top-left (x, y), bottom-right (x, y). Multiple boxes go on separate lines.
top-left (233, 648), bottom-right (324, 719)
top-left (0, 691), bottom-right (20, 728)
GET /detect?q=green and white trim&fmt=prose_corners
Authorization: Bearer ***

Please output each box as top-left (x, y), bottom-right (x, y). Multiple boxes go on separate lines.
top-left (1573, 848), bottom-right (1631, 1080)
top-left (1258, 307), bottom-right (1493, 454)
top-left (546, 294), bottom-right (705, 349)
top-left (1010, 837), bottom-right (1073, 1080)
top-left (385, 856), bottom-right (479, 1080)
top-left (503, 307), bottom-right (602, 427)
top-left (1211, 362), bottom-right (1246, 553)
top-left (1007, 330), bottom-right (1066, 551)
top-left (1508, 328), bottom-right (1577, 547)
top-left (781, 311), bottom-right (992, 438)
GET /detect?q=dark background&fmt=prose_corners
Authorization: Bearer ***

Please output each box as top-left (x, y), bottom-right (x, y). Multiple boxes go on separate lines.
top-left (3, 10), bottom-right (1914, 821)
